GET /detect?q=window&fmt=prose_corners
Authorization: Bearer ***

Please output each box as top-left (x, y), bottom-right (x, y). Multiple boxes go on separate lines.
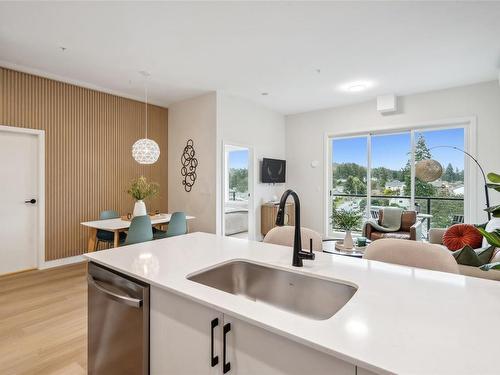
top-left (370, 132), bottom-right (411, 213)
top-left (330, 136), bottom-right (367, 231)
top-left (328, 126), bottom-right (466, 237)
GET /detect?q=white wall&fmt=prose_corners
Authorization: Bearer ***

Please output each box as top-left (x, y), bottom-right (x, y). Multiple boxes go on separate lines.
top-left (285, 81), bottom-right (500, 235)
top-left (218, 93), bottom-right (286, 240)
top-left (168, 93), bottom-right (217, 233)
top-left (168, 92), bottom-right (286, 238)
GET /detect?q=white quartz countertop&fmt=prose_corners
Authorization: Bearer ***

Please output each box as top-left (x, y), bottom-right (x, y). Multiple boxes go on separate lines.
top-left (84, 232), bottom-right (500, 375)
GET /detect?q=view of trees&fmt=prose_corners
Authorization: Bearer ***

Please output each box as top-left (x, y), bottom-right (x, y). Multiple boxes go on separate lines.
top-left (332, 134), bottom-right (464, 230)
top-left (344, 176), bottom-right (366, 195)
top-left (402, 135), bottom-right (436, 197)
top-left (442, 163), bottom-right (464, 182)
top-left (229, 168), bottom-right (248, 195)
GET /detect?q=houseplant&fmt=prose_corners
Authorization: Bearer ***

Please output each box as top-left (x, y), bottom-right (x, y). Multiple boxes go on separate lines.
top-left (126, 176), bottom-right (159, 217)
top-left (476, 172), bottom-right (500, 247)
top-left (331, 207), bottom-right (363, 249)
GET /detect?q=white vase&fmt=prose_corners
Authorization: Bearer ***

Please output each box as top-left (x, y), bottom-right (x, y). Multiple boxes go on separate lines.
top-left (133, 200), bottom-right (147, 217)
top-left (343, 230), bottom-right (354, 249)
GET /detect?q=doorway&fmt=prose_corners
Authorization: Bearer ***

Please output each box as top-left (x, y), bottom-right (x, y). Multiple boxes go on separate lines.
top-left (0, 126), bottom-right (44, 275)
top-left (223, 144), bottom-right (253, 239)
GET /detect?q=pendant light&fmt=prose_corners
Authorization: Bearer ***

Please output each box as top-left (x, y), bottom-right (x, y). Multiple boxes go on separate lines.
top-left (132, 71), bottom-right (160, 164)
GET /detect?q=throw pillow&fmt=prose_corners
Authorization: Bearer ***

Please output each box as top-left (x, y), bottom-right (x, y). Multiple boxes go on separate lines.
top-left (482, 218), bottom-right (500, 247)
top-left (480, 262), bottom-right (500, 271)
top-left (452, 245), bottom-right (495, 267)
top-left (476, 246), bottom-right (496, 264)
top-left (443, 224), bottom-right (483, 251)
top-left (489, 248), bottom-right (500, 263)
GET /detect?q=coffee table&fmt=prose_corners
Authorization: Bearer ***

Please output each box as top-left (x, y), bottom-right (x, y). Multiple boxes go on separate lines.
top-left (322, 238), bottom-right (367, 258)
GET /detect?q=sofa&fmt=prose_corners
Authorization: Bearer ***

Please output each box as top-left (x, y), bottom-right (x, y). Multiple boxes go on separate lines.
top-left (429, 228), bottom-right (500, 281)
top-left (365, 209), bottom-right (422, 241)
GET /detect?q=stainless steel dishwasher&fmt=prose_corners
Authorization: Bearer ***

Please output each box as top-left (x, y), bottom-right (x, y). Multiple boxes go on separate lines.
top-left (88, 262), bottom-right (150, 375)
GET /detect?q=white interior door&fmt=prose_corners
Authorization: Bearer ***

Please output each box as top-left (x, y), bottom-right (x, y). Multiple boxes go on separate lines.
top-left (0, 130), bottom-right (39, 275)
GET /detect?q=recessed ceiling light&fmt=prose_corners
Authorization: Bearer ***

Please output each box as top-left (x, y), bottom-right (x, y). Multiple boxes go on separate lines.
top-left (347, 84), bottom-right (367, 92)
top-left (339, 80), bottom-right (375, 93)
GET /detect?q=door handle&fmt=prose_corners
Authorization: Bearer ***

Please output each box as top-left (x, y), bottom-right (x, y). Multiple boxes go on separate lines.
top-left (223, 323), bottom-right (231, 373)
top-left (210, 318), bottom-right (219, 367)
top-left (25, 198), bottom-right (37, 204)
top-left (87, 275), bottom-right (142, 308)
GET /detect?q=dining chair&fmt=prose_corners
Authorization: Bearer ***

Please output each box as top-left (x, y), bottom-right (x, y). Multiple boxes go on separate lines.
top-left (153, 212), bottom-right (188, 240)
top-left (263, 226), bottom-right (323, 251)
top-left (96, 210), bottom-right (126, 249)
top-left (363, 238), bottom-right (459, 274)
top-left (124, 215), bottom-right (153, 245)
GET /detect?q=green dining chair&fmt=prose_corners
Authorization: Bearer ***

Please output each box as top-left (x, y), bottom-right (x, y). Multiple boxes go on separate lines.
top-left (96, 210), bottom-right (126, 249)
top-left (124, 215), bottom-right (153, 245)
top-left (153, 212), bottom-right (187, 240)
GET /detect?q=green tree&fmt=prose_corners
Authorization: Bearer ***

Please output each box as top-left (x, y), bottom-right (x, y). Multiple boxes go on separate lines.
top-left (402, 135), bottom-right (436, 197)
top-left (344, 176), bottom-right (366, 195)
top-left (334, 163), bottom-right (366, 180)
top-left (372, 167), bottom-right (391, 190)
top-left (442, 163), bottom-right (455, 182)
top-left (430, 189), bottom-right (464, 228)
top-left (229, 168), bottom-right (248, 193)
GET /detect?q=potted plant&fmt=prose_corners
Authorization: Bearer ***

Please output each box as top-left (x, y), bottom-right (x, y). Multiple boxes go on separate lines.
top-left (331, 207), bottom-right (363, 249)
top-left (476, 172), bottom-right (500, 247)
top-left (126, 176), bottom-right (159, 217)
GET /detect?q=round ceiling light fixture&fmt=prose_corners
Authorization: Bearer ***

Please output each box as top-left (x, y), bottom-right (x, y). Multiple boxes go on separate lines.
top-left (132, 71), bottom-right (160, 165)
top-left (339, 80), bottom-right (374, 93)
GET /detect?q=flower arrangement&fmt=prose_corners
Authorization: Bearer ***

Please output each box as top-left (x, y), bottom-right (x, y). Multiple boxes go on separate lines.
top-left (126, 176), bottom-right (159, 201)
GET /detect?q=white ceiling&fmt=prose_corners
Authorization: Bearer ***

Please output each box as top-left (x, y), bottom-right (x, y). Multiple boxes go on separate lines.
top-left (1, 1), bottom-right (499, 114)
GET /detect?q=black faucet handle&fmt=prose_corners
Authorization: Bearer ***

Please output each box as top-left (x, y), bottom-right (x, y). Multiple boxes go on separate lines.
top-left (298, 250), bottom-right (315, 260)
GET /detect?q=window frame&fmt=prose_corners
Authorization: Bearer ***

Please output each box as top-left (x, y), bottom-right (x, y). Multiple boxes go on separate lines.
top-left (324, 117), bottom-right (476, 238)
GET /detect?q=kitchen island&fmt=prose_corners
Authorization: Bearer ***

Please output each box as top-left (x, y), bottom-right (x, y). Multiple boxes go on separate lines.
top-left (84, 232), bottom-right (500, 375)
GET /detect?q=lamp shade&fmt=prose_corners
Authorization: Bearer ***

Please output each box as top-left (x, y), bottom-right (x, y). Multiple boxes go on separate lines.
top-left (415, 159), bottom-right (443, 182)
top-left (132, 138), bottom-right (160, 164)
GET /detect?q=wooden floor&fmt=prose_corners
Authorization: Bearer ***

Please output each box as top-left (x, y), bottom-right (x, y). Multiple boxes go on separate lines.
top-left (0, 263), bottom-right (87, 375)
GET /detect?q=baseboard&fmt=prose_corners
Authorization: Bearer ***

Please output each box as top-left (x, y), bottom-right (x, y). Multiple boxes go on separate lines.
top-left (39, 255), bottom-right (86, 270)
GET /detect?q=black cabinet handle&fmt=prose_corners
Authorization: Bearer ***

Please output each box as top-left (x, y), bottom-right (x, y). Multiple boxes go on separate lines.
top-left (25, 198), bottom-right (36, 204)
top-left (210, 318), bottom-right (219, 367)
top-left (223, 323), bottom-right (231, 373)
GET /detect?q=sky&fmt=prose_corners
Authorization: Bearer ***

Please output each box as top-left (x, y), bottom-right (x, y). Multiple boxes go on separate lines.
top-left (332, 128), bottom-right (465, 171)
top-left (228, 149), bottom-right (249, 169)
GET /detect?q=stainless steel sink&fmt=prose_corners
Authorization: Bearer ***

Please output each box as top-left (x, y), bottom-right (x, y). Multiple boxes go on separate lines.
top-left (187, 260), bottom-right (357, 320)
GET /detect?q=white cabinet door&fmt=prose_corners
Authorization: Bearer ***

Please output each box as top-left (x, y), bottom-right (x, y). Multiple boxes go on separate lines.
top-left (222, 314), bottom-right (355, 375)
top-left (150, 287), bottom-right (223, 375)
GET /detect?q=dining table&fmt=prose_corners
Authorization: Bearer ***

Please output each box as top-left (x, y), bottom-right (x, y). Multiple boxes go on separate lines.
top-left (81, 213), bottom-right (195, 251)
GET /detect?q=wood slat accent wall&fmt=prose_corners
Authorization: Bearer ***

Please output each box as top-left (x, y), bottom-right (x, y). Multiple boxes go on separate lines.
top-left (0, 67), bottom-right (168, 261)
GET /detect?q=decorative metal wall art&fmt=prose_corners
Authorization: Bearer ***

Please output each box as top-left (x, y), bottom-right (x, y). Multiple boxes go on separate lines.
top-left (181, 139), bottom-right (198, 192)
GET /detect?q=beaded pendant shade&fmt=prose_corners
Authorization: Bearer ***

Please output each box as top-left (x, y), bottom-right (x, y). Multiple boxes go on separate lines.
top-left (132, 72), bottom-right (160, 164)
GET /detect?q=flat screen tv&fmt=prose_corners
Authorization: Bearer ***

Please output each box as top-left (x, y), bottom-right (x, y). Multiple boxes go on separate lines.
top-left (261, 158), bottom-right (286, 183)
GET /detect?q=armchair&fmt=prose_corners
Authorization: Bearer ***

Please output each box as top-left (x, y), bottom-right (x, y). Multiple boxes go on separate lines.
top-left (365, 209), bottom-right (422, 241)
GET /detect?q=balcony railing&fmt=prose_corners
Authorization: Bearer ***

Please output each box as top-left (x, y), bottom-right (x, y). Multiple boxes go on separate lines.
top-left (331, 193), bottom-right (464, 232)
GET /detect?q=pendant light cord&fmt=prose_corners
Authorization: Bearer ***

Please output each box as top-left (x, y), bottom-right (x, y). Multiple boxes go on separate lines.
top-left (144, 76), bottom-right (148, 139)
